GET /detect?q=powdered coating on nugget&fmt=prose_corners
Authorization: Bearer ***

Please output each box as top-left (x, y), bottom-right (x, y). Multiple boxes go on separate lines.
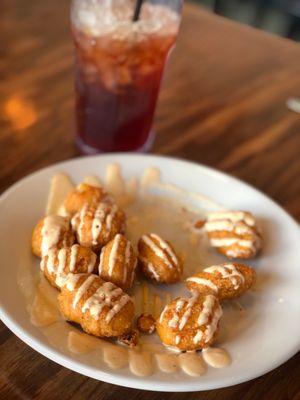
top-left (186, 262), bottom-right (256, 300)
top-left (58, 273), bottom-right (134, 337)
top-left (138, 233), bottom-right (182, 284)
top-left (71, 202), bottom-right (126, 251)
top-left (32, 215), bottom-right (75, 258)
top-left (205, 211), bottom-right (262, 259)
top-left (156, 294), bottom-right (222, 351)
top-left (40, 244), bottom-right (97, 289)
top-left (64, 183), bottom-right (113, 216)
top-left (99, 234), bottom-right (137, 291)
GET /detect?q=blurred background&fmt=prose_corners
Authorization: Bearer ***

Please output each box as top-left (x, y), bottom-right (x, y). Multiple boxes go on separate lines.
top-left (195, 0), bottom-right (300, 40)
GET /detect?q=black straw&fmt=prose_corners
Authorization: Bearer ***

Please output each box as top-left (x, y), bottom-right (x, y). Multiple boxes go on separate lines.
top-left (133, 0), bottom-right (144, 21)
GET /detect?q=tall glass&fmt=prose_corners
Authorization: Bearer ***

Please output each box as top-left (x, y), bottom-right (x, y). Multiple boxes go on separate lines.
top-left (71, 0), bottom-right (182, 153)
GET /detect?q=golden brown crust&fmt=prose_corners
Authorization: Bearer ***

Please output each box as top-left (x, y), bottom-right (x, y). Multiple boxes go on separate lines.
top-left (31, 216), bottom-right (75, 258)
top-left (156, 294), bottom-right (222, 351)
top-left (138, 233), bottom-right (183, 284)
top-left (186, 263), bottom-right (256, 300)
top-left (137, 313), bottom-right (156, 334)
top-left (71, 202), bottom-right (126, 252)
top-left (205, 211), bottom-right (262, 259)
top-left (64, 183), bottom-right (113, 216)
top-left (98, 234), bottom-right (137, 291)
top-left (58, 273), bottom-right (134, 337)
top-left (41, 244), bottom-right (97, 289)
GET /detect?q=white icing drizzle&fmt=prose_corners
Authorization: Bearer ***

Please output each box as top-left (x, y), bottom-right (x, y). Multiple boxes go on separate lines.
top-left (235, 222), bottom-right (254, 235)
top-left (207, 211), bottom-right (255, 226)
top-left (205, 219), bottom-right (252, 234)
top-left (150, 233), bottom-right (179, 267)
top-left (139, 256), bottom-right (160, 281)
top-left (108, 234), bottom-right (122, 277)
top-left (41, 245), bottom-right (96, 288)
top-left (226, 246), bottom-right (257, 258)
top-left (72, 203), bottom-right (87, 240)
top-left (178, 295), bottom-right (198, 331)
top-left (82, 282), bottom-right (119, 316)
top-left (204, 304), bottom-right (222, 343)
top-left (40, 258), bottom-right (45, 272)
top-left (80, 281), bottom-right (131, 323)
top-left (69, 244), bottom-right (79, 272)
top-left (91, 204), bottom-right (106, 244)
top-left (197, 295), bottom-right (215, 326)
top-left (193, 330), bottom-right (203, 344)
top-left (169, 313), bottom-right (180, 328)
top-left (74, 203), bottom-right (119, 246)
top-left (159, 305), bottom-right (168, 323)
top-left (167, 299), bottom-right (184, 328)
top-left (73, 275), bottom-right (97, 308)
top-left (98, 249), bottom-right (105, 274)
top-left (123, 241), bottom-right (131, 284)
top-left (40, 248), bottom-right (56, 273)
top-left (41, 215), bottom-right (69, 256)
top-left (204, 264), bottom-right (245, 290)
top-left (186, 277), bottom-right (218, 293)
top-left (195, 295), bottom-right (223, 343)
top-left (106, 293), bottom-right (130, 323)
top-left (56, 276), bottom-right (69, 289)
top-left (99, 235), bottom-right (134, 286)
top-left (53, 248), bottom-right (67, 287)
top-left (130, 259), bottom-right (137, 285)
top-left (176, 299), bottom-right (185, 312)
top-left (57, 248), bottom-right (67, 274)
top-left (147, 262), bottom-right (160, 281)
top-left (210, 237), bottom-right (255, 249)
top-left (175, 335), bottom-right (181, 345)
top-left (87, 252), bottom-right (97, 273)
top-left (141, 234), bottom-right (175, 270)
top-left (65, 273), bottom-right (82, 290)
top-left (105, 205), bottom-right (117, 235)
top-left (163, 343), bottom-right (182, 353)
top-left (205, 211), bottom-right (261, 254)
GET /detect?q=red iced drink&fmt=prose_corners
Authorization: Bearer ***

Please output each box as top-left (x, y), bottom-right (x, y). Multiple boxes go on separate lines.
top-left (71, 0), bottom-right (180, 153)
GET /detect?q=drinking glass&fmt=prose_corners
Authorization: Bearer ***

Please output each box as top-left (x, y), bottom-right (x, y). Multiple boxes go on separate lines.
top-left (71, 0), bottom-right (182, 153)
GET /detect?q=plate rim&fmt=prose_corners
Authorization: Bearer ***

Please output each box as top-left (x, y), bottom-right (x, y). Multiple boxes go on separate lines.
top-left (0, 153), bottom-right (299, 392)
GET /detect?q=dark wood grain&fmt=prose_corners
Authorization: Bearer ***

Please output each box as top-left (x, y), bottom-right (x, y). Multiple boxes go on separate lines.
top-left (0, 0), bottom-right (299, 399)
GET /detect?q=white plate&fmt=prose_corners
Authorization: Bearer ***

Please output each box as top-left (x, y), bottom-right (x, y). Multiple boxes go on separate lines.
top-left (0, 154), bottom-right (299, 392)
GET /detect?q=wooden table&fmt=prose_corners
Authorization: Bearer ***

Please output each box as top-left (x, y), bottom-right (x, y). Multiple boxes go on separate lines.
top-left (0, 1), bottom-right (299, 399)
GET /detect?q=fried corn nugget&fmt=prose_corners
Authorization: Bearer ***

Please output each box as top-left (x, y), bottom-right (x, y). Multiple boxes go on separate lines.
top-left (156, 294), bottom-right (222, 351)
top-left (40, 244), bottom-right (97, 289)
top-left (71, 202), bottom-right (126, 252)
top-left (99, 234), bottom-right (137, 291)
top-left (186, 262), bottom-right (256, 300)
top-left (32, 215), bottom-right (75, 258)
top-left (205, 211), bottom-right (262, 259)
top-left (64, 183), bottom-right (113, 216)
top-left (58, 273), bottom-right (134, 337)
top-left (138, 233), bottom-right (182, 284)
